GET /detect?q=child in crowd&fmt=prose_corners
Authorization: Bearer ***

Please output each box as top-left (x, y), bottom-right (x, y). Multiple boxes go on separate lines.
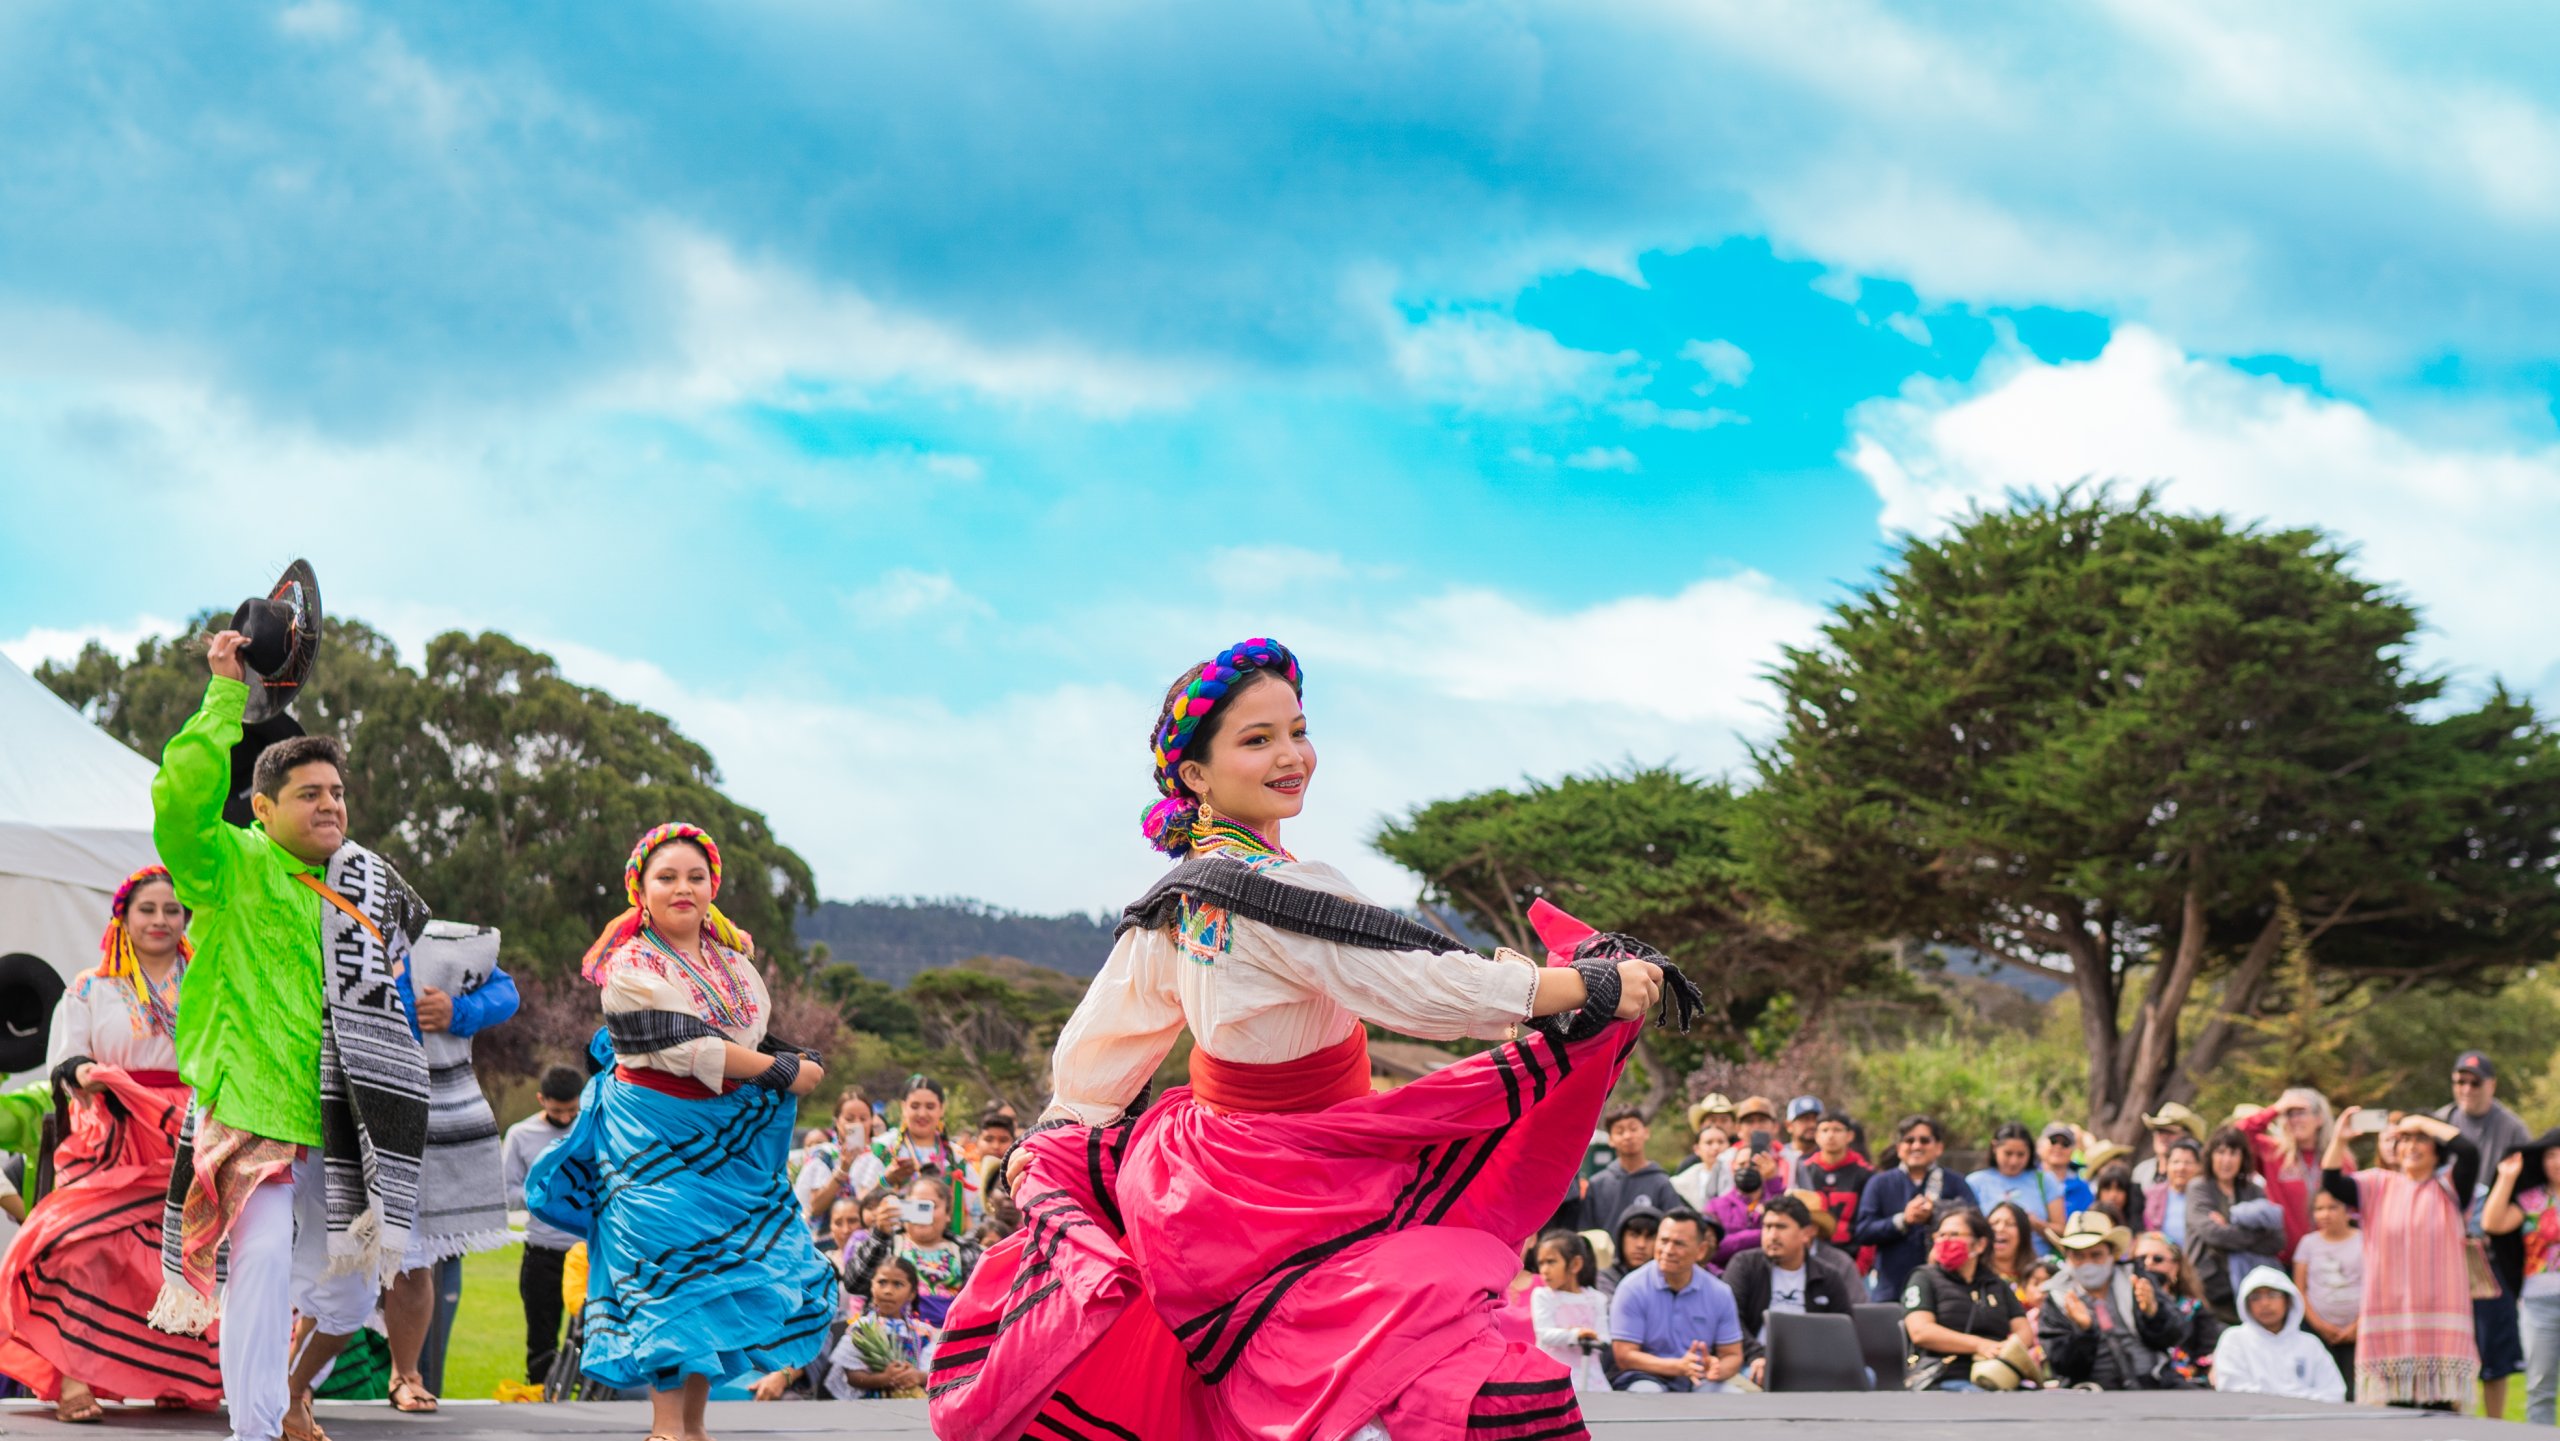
top-left (827, 1258), bottom-right (936, 1399)
top-left (2213, 1267), bottom-right (2346, 1403)
top-left (1530, 1230), bottom-right (1612, 1391)
top-left (2291, 1188), bottom-right (2364, 1396)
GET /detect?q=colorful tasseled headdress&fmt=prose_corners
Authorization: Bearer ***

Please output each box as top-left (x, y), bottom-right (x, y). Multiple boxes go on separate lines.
top-left (100, 864), bottom-right (190, 1036)
top-left (579, 822), bottom-right (755, 982)
top-left (1141, 638), bottom-right (1303, 856)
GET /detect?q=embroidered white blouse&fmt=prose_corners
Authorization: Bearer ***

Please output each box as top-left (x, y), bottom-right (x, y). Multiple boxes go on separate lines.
top-left (600, 939), bottom-right (773, 1092)
top-left (1045, 859), bottom-right (1540, 1126)
top-left (45, 968), bottom-right (180, 1075)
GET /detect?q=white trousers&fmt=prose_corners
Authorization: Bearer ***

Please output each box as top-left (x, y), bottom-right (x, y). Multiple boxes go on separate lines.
top-left (220, 1153), bottom-right (381, 1441)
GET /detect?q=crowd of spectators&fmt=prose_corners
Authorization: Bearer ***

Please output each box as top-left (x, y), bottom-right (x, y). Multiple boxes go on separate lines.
top-left (1537, 1049), bottom-right (2560, 1416)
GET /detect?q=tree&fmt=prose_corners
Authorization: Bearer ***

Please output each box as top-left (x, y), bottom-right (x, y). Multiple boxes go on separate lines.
top-left (1744, 487), bottom-right (2560, 1135)
top-left (39, 615), bottom-right (814, 975)
top-left (1373, 765), bottom-right (1883, 1120)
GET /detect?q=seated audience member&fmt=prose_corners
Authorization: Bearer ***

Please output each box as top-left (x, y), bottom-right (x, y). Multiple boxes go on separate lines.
top-left (842, 1174), bottom-right (981, 1326)
top-left (2187, 1125), bottom-right (2284, 1324)
top-left (1726, 1193), bottom-right (1866, 1387)
top-left (1707, 1144), bottom-right (1784, 1265)
top-left (2212, 1266), bottom-right (2346, 1403)
top-left (1584, 1107), bottom-right (1684, 1232)
top-left (1902, 1209), bottom-right (2035, 1391)
top-left (2144, 1138), bottom-right (2204, 1247)
top-left (1782, 1096), bottom-right (1825, 1173)
top-left (2131, 1229), bottom-right (2223, 1362)
top-left (826, 1196), bottom-right (863, 1261)
top-left (1602, 1205), bottom-right (1662, 1294)
top-left (2091, 1162), bottom-right (2142, 1233)
top-left (1671, 1120), bottom-right (1735, 1210)
top-left (1530, 1229), bottom-right (1612, 1392)
top-left (2291, 1187), bottom-right (2364, 1398)
top-left (2039, 1212), bottom-right (2188, 1389)
top-left (1794, 1112), bottom-right (1873, 1250)
top-left (828, 1256), bottom-right (936, 1399)
top-left (1856, 1114), bottom-right (1977, 1302)
top-left (2134, 1103), bottom-right (2211, 1186)
top-left (2035, 1123), bottom-right (2097, 1237)
top-left (1985, 1201), bottom-right (2041, 1308)
top-left (1609, 1209), bottom-right (1745, 1393)
top-left (1968, 1123), bottom-right (2055, 1244)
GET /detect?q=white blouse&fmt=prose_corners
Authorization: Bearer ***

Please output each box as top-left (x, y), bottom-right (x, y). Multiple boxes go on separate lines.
top-left (1046, 859), bottom-right (1539, 1126)
top-left (45, 969), bottom-right (180, 1075)
top-left (600, 943), bottom-right (773, 1092)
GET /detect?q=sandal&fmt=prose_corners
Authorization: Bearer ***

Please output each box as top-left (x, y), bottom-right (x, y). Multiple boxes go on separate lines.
top-left (389, 1378), bottom-right (440, 1414)
top-left (55, 1392), bottom-right (105, 1424)
top-left (282, 1416), bottom-right (331, 1441)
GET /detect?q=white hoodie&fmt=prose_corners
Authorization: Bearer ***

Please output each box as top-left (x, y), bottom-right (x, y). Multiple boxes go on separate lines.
top-left (2212, 1265), bottom-right (2346, 1403)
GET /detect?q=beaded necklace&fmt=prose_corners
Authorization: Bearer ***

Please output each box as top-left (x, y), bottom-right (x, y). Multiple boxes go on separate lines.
top-left (639, 923), bottom-right (757, 1029)
top-left (134, 956), bottom-right (185, 1037)
top-left (1188, 816), bottom-right (1295, 868)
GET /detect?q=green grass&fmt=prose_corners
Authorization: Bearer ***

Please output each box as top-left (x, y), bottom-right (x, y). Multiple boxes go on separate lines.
top-left (444, 1243), bottom-right (539, 1402)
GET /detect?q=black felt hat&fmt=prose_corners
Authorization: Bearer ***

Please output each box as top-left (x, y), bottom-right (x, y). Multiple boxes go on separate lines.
top-left (230, 559), bottom-right (322, 724)
top-left (0, 953), bottom-right (66, 1075)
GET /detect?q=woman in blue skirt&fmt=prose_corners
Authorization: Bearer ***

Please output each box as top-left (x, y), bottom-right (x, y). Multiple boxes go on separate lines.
top-left (528, 823), bottom-right (834, 1441)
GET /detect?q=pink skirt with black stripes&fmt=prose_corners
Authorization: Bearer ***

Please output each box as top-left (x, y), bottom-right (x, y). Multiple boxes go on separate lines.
top-left (928, 1018), bottom-right (1635, 1441)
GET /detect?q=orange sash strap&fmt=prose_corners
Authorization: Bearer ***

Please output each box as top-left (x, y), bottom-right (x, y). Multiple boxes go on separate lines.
top-left (1189, 1026), bottom-right (1373, 1115)
top-left (295, 872), bottom-right (384, 944)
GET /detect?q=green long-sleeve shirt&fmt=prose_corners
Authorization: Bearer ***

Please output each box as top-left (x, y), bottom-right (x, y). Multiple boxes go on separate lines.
top-left (152, 676), bottom-right (329, 1146)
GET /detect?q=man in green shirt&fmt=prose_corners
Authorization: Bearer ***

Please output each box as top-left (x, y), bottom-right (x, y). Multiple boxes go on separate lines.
top-left (152, 632), bottom-right (408, 1441)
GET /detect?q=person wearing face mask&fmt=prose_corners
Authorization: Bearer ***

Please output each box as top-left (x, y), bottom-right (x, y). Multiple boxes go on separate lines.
top-left (1902, 1210), bottom-right (2035, 1390)
top-left (1706, 1143), bottom-right (1785, 1266)
top-left (2038, 1213), bottom-right (2188, 1389)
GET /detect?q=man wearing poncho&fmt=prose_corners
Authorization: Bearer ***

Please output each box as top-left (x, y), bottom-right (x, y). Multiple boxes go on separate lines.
top-left (145, 632), bottom-right (432, 1441)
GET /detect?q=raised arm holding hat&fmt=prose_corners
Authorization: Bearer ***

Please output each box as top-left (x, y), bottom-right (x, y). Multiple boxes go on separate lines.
top-left (144, 604), bottom-right (434, 1441)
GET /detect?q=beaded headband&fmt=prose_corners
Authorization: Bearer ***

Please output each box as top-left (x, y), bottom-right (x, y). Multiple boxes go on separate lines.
top-left (624, 822), bottom-right (722, 907)
top-left (1140, 638), bottom-right (1302, 854)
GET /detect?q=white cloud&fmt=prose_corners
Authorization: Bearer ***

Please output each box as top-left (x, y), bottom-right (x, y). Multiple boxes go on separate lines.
top-left (1564, 445), bottom-right (1641, 473)
top-left (1615, 400), bottom-right (1745, 431)
top-left (1680, 338), bottom-right (1753, 389)
top-left (1385, 306), bottom-right (1639, 413)
top-left (1847, 324), bottom-right (2560, 691)
top-left (518, 563), bottom-right (1826, 911)
top-left (2, 616), bottom-right (188, 672)
top-left (845, 569), bottom-right (993, 627)
top-left (615, 227), bottom-right (1202, 416)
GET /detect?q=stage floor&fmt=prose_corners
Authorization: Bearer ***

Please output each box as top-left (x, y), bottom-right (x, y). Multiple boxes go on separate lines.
top-left (0, 1392), bottom-right (2524, 1439)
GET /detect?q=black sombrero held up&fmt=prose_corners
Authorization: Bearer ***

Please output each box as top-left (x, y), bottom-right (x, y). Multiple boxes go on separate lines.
top-left (231, 559), bottom-right (322, 725)
top-left (218, 561), bottom-right (323, 826)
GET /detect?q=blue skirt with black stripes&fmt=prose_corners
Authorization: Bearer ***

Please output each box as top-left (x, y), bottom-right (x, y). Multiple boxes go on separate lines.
top-left (525, 1070), bottom-right (836, 1391)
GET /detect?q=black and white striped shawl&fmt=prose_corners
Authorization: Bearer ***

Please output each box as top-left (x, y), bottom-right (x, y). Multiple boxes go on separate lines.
top-left (1117, 857), bottom-right (1469, 955)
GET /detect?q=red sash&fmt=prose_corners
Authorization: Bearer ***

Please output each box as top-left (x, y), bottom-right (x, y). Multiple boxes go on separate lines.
top-left (1189, 1027), bottom-right (1373, 1114)
top-left (615, 1064), bottom-right (730, 1100)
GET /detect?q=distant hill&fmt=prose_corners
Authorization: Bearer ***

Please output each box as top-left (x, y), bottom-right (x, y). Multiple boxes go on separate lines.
top-left (798, 897), bottom-right (1118, 988)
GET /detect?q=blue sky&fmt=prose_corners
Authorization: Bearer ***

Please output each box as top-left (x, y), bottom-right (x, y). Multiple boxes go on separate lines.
top-left (9, 0), bottom-right (2560, 913)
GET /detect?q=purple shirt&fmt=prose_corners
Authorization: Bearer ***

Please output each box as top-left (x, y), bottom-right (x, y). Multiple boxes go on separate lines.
top-left (1608, 1260), bottom-right (1743, 1364)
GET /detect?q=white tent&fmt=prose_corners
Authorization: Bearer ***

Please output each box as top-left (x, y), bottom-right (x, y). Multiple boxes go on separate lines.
top-left (0, 650), bottom-right (159, 983)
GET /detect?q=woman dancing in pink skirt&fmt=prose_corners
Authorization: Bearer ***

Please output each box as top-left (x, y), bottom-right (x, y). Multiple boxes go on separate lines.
top-left (929, 639), bottom-right (1696, 1441)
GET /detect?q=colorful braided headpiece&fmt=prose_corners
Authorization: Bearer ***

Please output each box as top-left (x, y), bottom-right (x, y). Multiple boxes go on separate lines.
top-left (99, 865), bottom-right (190, 1035)
top-left (580, 822), bottom-right (755, 981)
top-left (1141, 638), bottom-right (1303, 855)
